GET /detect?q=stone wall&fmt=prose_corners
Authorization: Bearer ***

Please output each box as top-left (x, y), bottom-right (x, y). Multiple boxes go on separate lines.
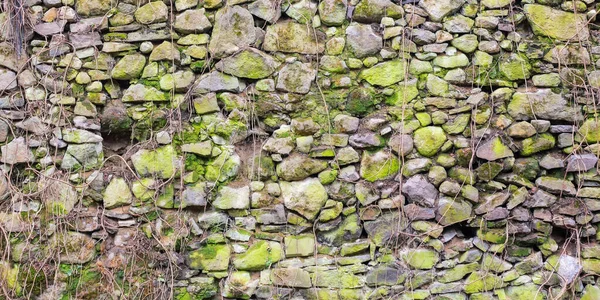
top-left (0, 0), bottom-right (600, 298)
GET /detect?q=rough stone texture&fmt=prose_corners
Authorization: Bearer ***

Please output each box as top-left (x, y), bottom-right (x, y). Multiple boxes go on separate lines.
top-left (3, 0), bottom-right (600, 298)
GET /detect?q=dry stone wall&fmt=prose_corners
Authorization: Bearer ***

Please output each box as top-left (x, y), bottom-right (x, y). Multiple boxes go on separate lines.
top-left (0, 0), bottom-right (600, 298)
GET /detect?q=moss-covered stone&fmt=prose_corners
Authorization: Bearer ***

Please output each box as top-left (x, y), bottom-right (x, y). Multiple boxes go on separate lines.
top-left (134, 1), bottom-right (168, 24)
top-left (413, 126), bottom-right (447, 157)
top-left (111, 54), bottom-right (146, 80)
top-left (360, 60), bottom-right (406, 87)
top-left (580, 119), bottom-right (600, 143)
top-left (232, 240), bottom-right (282, 271)
top-left (187, 244), bottom-right (231, 271)
top-left (215, 48), bottom-right (280, 79)
top-left (520, 133), bottom-right (556, 156)
top-left (524, 4), bottom-right (589, 41)
top-left (360, 150), bottom-right (400, 182)
top-left (103, 177), bottom-right (132, 209)
top-left (401, 248), bottom-right (439, 270)
top-left (464, 271), bottom-right (504, 294)
top-left (131, 145), bottom-right (179, 179)
top-left (499, 53), bottom-right (531, 81)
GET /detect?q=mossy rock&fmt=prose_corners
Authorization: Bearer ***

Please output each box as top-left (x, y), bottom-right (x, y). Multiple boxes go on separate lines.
top-left (346, 86), bottom-right (380, 117)
top-left (524, 4), bottom-right (589, 41)
top-left (232, 240), bottom-right (282, 271)
top-left (413, 126), bottom-right (447, 157)
top-left (131, 145), bottom-right (179, 179)
top-left (187, 244), bottom-right (231, 271)
top-left (520, 133), bottom-right (556, 156)
top-left (360, 59), bottom-right (406, 87)
top-left (464, 271), bottom-right (504, 294)
top-left (111, 54), bottom-right (146, 80)
top-left (580, 119), bottom-right (600, 143)
top-left (401, 248), bottom-right (439, 270)
top-left (360, 150), bottom-right (400, 182)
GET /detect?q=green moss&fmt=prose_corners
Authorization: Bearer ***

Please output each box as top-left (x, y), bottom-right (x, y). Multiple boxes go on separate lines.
top-left (413, 126), bottom-right (447, 157)
top-left (232, 240), bottom-right (283, 271)
top-left (402, 248), bottom-right (439, 269)
top-left (360, 59), bottom-right (406, 87)
top-left (360, 150), bottom-right (400, 182)
top-left (580, 119), bottom-right (600, 143)
top-left (464, 271), bottom-right (504, 294)
top-left (520, 133), bottom-right (556, 156)
top-left (187, 244), bottom-right (231, 271)
top-left (477, 228), bottom-right (507, 244)
top-left (102, 32), bottom-right (127, 42)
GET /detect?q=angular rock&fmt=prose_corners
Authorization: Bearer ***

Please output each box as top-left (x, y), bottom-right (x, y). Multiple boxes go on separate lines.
top-left (208, 6), bottom-right (256, 58)
top-left (213, 186), bottom-right (250, 210)
top-left (111, 54), bottom-right (146, 80)
top-left (402, 175), bottom-right (438, 207)
top-left (360, 60), bottom-right (406, 87)
top-left (437, 196), bottom-right (472, 225)
top-left (276, 154), bottom-right (328, 181)
top-left (134, 1), bottom-right (168, 24)
top-left (0, 137), bottom-right (34, 164)
top-left (524, 4), bottom-right (589, 41)
top-left (263, 21), bottom-right (325, 54)
top-left (508, 89), bottom-right (583, 122)
top-left (232, 240), bottom-right (282, 271)
top-left (103, 177), bottom-right (132, 209)
top-left (174, 9), bottom-right (212, 34)
top-left (215, 48), bottom-right (280, 79)
top-left (281, 178), bottom-right (328, 221)
top-left (476, 137), bottom-right (514, 161)
top-left (318, 0), bottom-right (347, 26)
top-left (276, 62), bottom-right (316, 94)
top-left (130, 145), bottom-right (179, 179)
top-left (270, 268), bottom-right (311, 288)
top-left (345, 23), bottom-right (382, 59)
top-left (420, 0), bottom-right (466, 22)
top-left (187, 244), bottom-right (231, 271)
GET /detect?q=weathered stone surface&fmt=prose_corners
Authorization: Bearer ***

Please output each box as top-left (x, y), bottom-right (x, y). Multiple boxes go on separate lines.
top-left (413, 126), bottom-right (447, 157)
top-left (360, 60), bottom-right (406, 87)
top-left (345, 24), bottom-right (382, 59)
top-left (174, 9), bottom-right (212, 33)
top-left (215, 48), bottom-right (280, 79)
top-left (402, 175), bottom-right (438, 207)
top-left (420, 0), bottom-right (466, 22)
top-left (276, 62), bottom-right (316, 94)
top-left (134, 1), bottom-right (168, 24)
top-left (233, 240), bottom-right (282, 270)
top-left (111, 54), bottom-right (146, 80)
top-left (281, 178), bottom-right (328, 221)
top-left (476, 137), bottom-right (514, 161)
top-left (508, 89), bottom-right (583, 122)
top-left (0, 137), bottom-right (34, 164)
top-left (276, 154), bottom-right (328, 181)
top-left (524, 4), bottom-right (589, 41)
top-left (263, 21), bottom-right (325, 54)
top-left (131, 146), bottom-right (179, 179)
top-left (208, 6), bottom-right (256, 58)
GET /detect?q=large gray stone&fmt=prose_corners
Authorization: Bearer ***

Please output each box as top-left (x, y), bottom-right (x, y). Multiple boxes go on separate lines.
top-left (508, 89), bottom-right (583, 122)
top-left (208, 6), bottom-right (256, 58)
top-left (215, 48), bottom-right (280, 79)
top-left (263, 21), bottom-right (325, 54)
top-left (402, 175), bottom-right (438, 207)
top-left (281, 178), bottom-right (328, 221)
top-left (419, 0), bottom-right (465, 22)
top-left (345, 23), bottom-right (382, 59)
top-left (276, 62), bottom-right (316, 94)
